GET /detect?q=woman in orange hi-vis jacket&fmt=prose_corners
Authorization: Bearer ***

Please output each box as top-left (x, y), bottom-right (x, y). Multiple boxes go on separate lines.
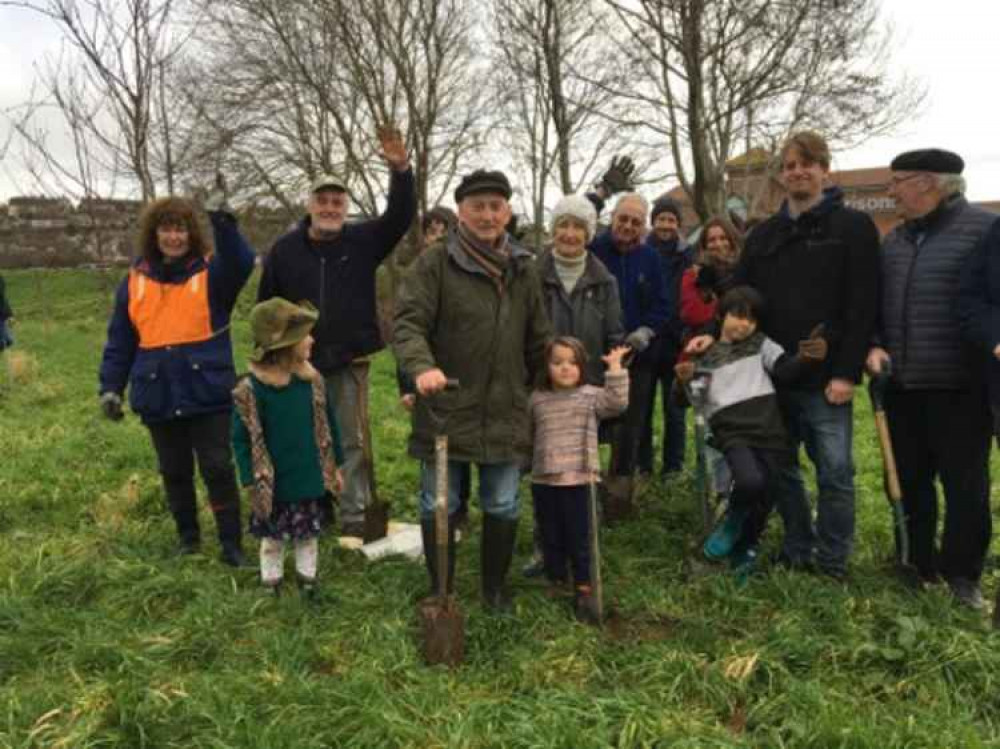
top-left (99, 187), bottom-right (256, 566)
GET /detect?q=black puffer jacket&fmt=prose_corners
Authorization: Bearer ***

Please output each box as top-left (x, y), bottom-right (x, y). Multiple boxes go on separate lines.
top-left (735, 187), bottom-right (880, 388)
top-left (880, 195), bottom-right (996, 390)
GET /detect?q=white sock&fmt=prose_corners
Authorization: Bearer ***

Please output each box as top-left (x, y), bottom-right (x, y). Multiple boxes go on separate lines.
top-left (294, 537), bottom-right (319, 581)
top-left (260, 537), bottom-right (285, 585)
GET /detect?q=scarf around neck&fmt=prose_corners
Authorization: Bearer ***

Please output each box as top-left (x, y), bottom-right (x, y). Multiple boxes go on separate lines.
top-left (457, 223), bottom-right (510, 288)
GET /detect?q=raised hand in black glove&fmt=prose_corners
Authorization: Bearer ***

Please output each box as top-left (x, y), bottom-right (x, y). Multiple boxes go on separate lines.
top-left (599, 155), bottom-right (636, 196)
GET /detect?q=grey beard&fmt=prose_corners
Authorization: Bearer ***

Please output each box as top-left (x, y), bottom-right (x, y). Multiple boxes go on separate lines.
top-left (312, 227), bottom-right (341, 241)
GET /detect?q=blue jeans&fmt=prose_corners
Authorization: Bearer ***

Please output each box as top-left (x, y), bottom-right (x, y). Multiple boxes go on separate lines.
top-left (774, 388), bottom-right (855, 572)
top-left (419, 460), bottom-right (521, 521)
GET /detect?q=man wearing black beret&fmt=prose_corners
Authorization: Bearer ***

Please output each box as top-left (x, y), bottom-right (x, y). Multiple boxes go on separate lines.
top-left (394, 168), bottom-right (552, 613)
top-left (869, 148), bottom-right (998, 609)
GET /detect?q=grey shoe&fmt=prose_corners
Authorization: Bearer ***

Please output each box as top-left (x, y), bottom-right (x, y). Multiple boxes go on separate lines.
top-left (947, 577), bottom-right (985, 610)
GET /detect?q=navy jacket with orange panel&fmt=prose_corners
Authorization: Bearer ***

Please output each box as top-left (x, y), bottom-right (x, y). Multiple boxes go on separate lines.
top-left (99, 211), bottom-right (256, 424)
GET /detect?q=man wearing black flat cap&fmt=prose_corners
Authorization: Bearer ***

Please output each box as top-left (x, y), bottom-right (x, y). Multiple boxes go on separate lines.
top-left (394, 168), bottom-right (552, 613)
top-left (868, 148), bottom-right (998, 609)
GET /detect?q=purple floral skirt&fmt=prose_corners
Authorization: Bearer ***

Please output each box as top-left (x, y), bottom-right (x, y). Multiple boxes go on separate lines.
top-left (249, 497), bottom-right (326, 541)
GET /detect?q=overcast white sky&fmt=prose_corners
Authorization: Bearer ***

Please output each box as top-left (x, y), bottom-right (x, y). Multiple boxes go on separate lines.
top-left (1, 0), bottom-right (999, 201)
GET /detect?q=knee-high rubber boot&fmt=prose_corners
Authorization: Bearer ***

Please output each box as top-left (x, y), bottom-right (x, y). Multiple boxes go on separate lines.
top-left (481, 513), bottom-right (517, 613)
top-left (162, 479), bottom-right (201, 553)
top-left (421, 516), bottom-right (457, 596)
top-left (171, 506), bottom-right (201, 552)
top-left (213, 504), bottom-right (248, 568)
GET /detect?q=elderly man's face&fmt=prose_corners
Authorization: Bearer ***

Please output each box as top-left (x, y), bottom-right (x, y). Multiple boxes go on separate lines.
top-left (457, 193), bottom-right (511, 245)
top-left (611, 198), bottom-right (646, 250)
top-left (308, 189), bottom-right (349, 235)
top-left (781, 146), bottom-right (828, 204)
top-left (887, 171), bottom-right (935, 220)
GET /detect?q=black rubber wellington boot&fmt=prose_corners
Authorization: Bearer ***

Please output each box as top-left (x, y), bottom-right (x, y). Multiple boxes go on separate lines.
top-left (421, 516), bottom-right (457, 597)
top-left (481, 513), bottom-right (518, 614)
top-left (215, 506), bottom-right (251, 568)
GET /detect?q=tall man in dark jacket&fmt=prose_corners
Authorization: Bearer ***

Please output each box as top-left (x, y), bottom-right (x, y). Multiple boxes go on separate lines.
top-left (257, 128), bottom-right (416, 537)
top-left (638, 196), bottom-right (693, 476)
top-left (394, 169), bottom-right (551, 612)
top-left (872, 149), bottom-right (997, 608)
top-left (700, 131), bottom-right (880, 579)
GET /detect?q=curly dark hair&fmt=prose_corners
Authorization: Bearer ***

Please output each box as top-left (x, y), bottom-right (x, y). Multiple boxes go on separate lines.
top-left (136, 197), bottom-right (210, 263)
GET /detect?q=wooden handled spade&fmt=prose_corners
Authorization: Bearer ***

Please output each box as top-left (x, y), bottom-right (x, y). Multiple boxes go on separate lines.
top-left (587, 477), bottom-right (605, 625)
top-left (418, 378), bottom-right (464, 666)
top-left (867, 360), bottom-right (920, 586)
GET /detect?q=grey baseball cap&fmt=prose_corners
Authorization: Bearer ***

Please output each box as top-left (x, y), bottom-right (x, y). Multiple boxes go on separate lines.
top-left (310, 173), bottom-right (349, 193)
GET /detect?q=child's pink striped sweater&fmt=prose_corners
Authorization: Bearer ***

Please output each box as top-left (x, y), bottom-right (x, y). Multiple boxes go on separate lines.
top-left (529, 370), bottom-right (629, 486)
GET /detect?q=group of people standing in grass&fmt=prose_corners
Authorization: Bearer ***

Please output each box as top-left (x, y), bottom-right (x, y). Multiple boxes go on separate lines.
top-left (97, 125), bottom-right (1000, 621)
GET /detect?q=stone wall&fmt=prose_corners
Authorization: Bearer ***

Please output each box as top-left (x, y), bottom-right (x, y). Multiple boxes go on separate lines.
top-left (0, 196), bottom-right (296, 269)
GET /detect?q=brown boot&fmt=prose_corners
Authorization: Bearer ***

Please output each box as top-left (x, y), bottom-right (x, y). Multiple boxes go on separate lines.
top-left (600, 475), bottom-right (635, 525)
top-left (574, 585), bottom-right (600, 625)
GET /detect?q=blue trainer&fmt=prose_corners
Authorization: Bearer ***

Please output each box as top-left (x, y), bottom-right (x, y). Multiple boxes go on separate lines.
top-left (730, 547), bottom-right (758, 586)
top-left (703, 506), bottom-right (748, 561)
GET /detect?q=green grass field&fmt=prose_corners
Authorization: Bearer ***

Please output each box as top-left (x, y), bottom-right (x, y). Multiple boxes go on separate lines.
top-left (1, 268), bottom-right (999, 748)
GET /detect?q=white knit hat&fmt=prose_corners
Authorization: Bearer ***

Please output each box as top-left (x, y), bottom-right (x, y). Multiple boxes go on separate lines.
top-left (550, 194), bottom-right (597, 240)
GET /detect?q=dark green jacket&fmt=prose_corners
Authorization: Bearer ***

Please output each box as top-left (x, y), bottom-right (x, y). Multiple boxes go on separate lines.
top-left (231, 368), bottom-right (345, 503)
top-left (393, 232), bottom-right (552, 462)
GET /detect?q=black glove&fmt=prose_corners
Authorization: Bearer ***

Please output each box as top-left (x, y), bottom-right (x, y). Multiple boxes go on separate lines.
top-left (694, 264), bottom-right (720, 295)
top-left (599, 155), bottom-right (635, 196)
top-left (100, 392), bottom-right (124, 421)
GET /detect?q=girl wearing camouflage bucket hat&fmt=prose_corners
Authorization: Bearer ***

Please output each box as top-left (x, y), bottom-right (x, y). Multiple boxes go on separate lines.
top-left (232, 297), bottom-right (345, 598)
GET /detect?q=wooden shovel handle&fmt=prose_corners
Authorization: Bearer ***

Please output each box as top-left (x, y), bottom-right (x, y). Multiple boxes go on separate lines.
top-left (434, 435), bottom-right (448, 599)
top-left (874, 412), bottom-right (902, 503)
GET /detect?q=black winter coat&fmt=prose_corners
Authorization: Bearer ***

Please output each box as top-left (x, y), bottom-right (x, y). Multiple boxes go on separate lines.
top-left (957, 214), bottom-right (1000, 404)
top-left (883, 195), bottom-right (997, 390)
top-left (258, 168), bottom-right (416, 375)
top-left (735, 187), bottom-right (880, 388)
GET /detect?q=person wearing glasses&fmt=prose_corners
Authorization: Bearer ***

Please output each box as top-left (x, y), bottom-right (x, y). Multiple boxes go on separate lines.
top-left (876, 149), bottom-right (997, 609)
top-left (589, 193), bottom-right (668, 516)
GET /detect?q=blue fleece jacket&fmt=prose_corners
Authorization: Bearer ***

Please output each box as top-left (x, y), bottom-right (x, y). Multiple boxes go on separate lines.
top-left (589, 229), bottom-right (668, 335)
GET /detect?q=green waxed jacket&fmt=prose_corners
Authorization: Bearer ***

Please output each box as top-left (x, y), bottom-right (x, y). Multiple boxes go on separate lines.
top-left (393, 232), bottom-right (552, 463)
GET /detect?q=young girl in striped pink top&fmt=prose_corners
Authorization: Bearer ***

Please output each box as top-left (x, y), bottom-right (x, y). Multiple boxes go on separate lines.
top-left (529, 336), bottom-right (629, 623)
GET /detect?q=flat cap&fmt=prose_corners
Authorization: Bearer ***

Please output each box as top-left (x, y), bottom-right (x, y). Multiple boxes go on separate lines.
top-left (890, 149), bottom-right (964, 175)
top-left (454, 169), bottom-right (512, 202)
